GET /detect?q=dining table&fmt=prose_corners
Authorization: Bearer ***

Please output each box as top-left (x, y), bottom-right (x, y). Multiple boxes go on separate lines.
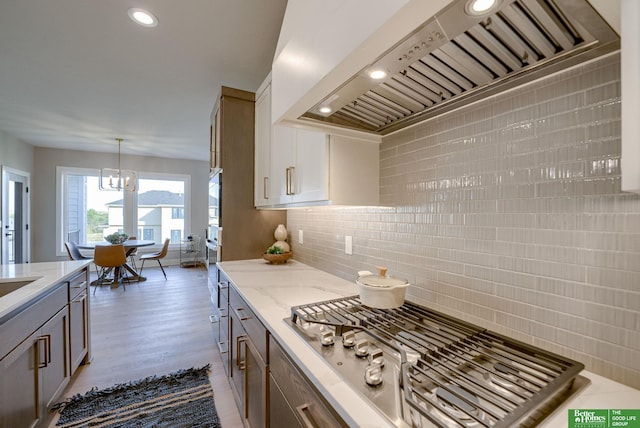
top-left (78, 240), bottom-right (155, 283)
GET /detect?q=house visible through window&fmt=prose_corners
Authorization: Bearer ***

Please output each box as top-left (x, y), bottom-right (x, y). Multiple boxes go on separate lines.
top-left (57, 167), bottom-right (190, 255)
top-left (172, 207), bottom-right (184, 219)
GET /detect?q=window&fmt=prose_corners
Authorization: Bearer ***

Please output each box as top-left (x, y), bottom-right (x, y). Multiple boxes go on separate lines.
top-left (137, 176), bottom-right (187, 245)
top-left (171, 229), bottom-right (181, 243)
top-left (57, 167), bottom-right (190, 255)
top-left (171, 207), bottom-right (184, 219)
top-left (143, 228), bottom-right (154, 241)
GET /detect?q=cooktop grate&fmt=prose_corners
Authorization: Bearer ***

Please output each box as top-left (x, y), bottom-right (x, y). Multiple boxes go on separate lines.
top-left (291, 296), bottom-right (584, 427)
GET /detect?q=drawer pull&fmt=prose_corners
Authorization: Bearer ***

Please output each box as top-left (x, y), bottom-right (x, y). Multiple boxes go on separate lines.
top-left (237, 335), bottom-right (247, 370)
top-left (235, 307), bottom-right (250, 321)
top-left (37, 335), bottom-right (51, 368)
top-left (296, 403), bottom-right (319, 428)
top-left (209, 315), bottom-right (219, 323)
top-left (218, 281), bottom-right (229, 290)
top-left (217, 341), bottom-right (228, 354)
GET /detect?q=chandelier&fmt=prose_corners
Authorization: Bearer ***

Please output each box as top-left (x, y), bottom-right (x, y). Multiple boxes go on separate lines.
top-left (99, 138), bottom-right (137, 191)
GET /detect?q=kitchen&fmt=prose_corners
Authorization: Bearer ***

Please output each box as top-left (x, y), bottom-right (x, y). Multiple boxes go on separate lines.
top-left (2, 0), bottom-right (640, 427)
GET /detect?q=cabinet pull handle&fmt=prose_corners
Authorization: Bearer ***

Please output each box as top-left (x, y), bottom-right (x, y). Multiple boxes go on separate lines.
top-left (296, 403), bottom-right (319, 428)
top-left (72, 297), bottom-right (84, 303)
top-left (286, 166), bottom-right (296, 195)
top-left (236, 336), bottom-right (247, 370)
top-left (209, 315), bottom-right (219, 323)
top-left (217, 341), bottom-right (228, 354)
top-left (37, 335), bottom-right (52, 367)
top-left (235, 307), bottom-right (250, 321)
top-left (37, 336), bottom-right (48, 368)
top-left (218, 281), bottom-right (228, 290)
top-left (263, 176), bottom-right (269, 200)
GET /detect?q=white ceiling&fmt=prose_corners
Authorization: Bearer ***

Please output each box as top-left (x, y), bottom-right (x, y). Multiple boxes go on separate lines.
top-left (0, 0), bottom-right (288, 161)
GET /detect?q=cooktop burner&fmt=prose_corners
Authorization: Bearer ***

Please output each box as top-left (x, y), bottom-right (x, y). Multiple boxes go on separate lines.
top-left (288, 296), bottom-right (587, 427)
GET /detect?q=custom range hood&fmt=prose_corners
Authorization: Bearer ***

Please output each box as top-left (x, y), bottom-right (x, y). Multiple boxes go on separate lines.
top-left (303, 0), bottom-right (619, 135)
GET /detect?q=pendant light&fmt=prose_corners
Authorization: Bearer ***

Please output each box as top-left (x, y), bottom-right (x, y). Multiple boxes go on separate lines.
top-left (99, 138), bottom-right (137, 191)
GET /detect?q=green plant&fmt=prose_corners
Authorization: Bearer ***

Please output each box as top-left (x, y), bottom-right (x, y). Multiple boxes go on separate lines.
top-left (105, 232), bottom-right (129, 244)
top-left (266, 245), bottom-right (284, 254)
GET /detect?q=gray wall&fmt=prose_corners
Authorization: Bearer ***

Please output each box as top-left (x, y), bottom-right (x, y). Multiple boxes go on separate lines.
top-left (0, 130), bottom-right (34, 173)
top-left (32, 147), bottom-right (209, 263)
top-left (287, 54), bottom-right (640, 389)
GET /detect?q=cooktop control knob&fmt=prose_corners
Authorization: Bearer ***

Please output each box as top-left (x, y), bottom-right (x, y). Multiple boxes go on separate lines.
top-left (354, 339), bottom-right (370, 358)
top-left (342, 331), bottom-right (356, 348)
top-left (365, 364), bottom-right (383, 387)
top-left (320, 329), bottom-right (335, 346)
top-left (368, 348), bottom-right (385, 367)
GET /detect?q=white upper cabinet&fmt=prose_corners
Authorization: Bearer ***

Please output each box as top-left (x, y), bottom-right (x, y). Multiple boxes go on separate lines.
top-left (255, 75), bottom-right (272, 206)
top-left (272, 126), bottom-right (329, 205)
top-left (256, 74), bottom-right (380, 208)
top-left (269, 125), bottom-right (378, 208)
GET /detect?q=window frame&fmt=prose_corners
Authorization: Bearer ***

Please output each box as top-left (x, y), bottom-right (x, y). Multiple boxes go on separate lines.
top-left (56, 167), bottom-right (191, 257)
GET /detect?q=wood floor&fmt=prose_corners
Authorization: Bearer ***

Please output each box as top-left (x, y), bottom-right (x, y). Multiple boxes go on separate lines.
top-left (48, 265), bottom-right (243, 428)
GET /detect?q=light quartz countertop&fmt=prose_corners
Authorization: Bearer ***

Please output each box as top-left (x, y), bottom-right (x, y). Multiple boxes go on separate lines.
top-left (219, 259), bottom-right (640, 428)
top-left (0, 260), bottom-right (92, 319)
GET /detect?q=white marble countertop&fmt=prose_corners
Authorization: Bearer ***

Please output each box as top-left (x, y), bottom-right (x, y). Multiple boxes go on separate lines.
top-left (219, 259), bottom-right (640, 428)
top-left (0, 260), bottom-right (92, 319)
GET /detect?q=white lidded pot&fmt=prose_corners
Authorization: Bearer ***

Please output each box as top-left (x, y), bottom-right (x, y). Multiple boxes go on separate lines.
top-left (356, 267), bottom-right (409, 309)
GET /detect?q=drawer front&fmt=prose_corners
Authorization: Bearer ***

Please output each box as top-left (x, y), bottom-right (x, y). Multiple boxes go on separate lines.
top-left (269, 336), bottom-right (346, 428)
top-left (269, 375), bottom-right (303, 428)
top-left (229, 285), bottom-right (267, 361)
top-left (68, 270), bottom-right (88, 300)
top-left (0, 282), bottom-right (68, 359)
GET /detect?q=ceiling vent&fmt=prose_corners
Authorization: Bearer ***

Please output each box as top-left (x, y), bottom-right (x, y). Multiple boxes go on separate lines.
top-left (303, 0), bottom-right (619, 134)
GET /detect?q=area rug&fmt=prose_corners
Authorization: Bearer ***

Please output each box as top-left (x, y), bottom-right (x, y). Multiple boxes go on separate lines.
top-left (54, 365), bottom-right (221, 428)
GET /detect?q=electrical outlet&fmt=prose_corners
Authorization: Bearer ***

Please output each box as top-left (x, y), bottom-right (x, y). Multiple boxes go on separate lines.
top-left (299, 229), bottom-right (304, 244)
top-left (345, 235), bottom-right (353, 255)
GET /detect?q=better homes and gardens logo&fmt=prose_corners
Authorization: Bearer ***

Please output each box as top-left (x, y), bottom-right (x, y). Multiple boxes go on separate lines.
top-left (570, 409), bottom-right (640, 428)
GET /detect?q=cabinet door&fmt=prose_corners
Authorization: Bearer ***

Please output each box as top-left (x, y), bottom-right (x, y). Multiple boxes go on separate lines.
top-left (218, 281), bottom-right (230, 377)
top-left (41, 307), bottom-right (71, 411)
top-left (272, 125), bottom-right (296, 205)
top-left (211, 104), bottom-right (221, 173)
top-left (245, 337), bottom-right (266, 428)
top-left (292, 129), bottom-right (329, 204)
top-left (69, 289), bottom-right (88, 373)
top-left (0, 330), bottom-right (41, 428)
top-left (229, 308), bottom-right (246, 414)
top-left (255, 84), bottom-right (272, 207)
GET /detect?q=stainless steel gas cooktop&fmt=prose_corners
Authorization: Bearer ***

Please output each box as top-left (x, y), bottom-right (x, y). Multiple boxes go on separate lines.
top-left (288, 296), bottom-right (588, 428)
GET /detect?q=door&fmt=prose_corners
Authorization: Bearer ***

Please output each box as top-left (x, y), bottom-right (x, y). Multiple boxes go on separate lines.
top-left (1, 167), bottom-right (30, 264)
top-left (0, 330), bottom-right (41, 428)
top-left (272, 125), bottom-right (296, 205)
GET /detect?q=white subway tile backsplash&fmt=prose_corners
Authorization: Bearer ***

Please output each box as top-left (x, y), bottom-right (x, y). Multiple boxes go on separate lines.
top-left (287, 54), bottom-right (640, 389)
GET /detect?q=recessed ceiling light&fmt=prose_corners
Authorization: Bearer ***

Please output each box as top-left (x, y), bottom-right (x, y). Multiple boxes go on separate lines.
top-left (465, 0), bottom-right (500, 16)
top-left (128, 8), bottom-right (158, 27)
top-left (318, 106), bottom-right (332, 114)
top-left (368, 69), bottom-right (387, 80)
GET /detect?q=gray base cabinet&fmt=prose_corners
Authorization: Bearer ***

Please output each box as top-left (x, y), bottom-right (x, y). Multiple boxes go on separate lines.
top-left (69, 272), bottom-right (89, 373)
top-left (0, 267), bottom-right (90, 428)
top-left (228, 284), bottom-right (267, 428)
top-left (268, 336), bottom-right (346, 428)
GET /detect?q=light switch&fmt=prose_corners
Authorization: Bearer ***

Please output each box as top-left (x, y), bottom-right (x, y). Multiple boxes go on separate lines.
top-left (299, 229), bottom-right (304, 244)
top-left (345, 236), bottom-right (353, 255)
